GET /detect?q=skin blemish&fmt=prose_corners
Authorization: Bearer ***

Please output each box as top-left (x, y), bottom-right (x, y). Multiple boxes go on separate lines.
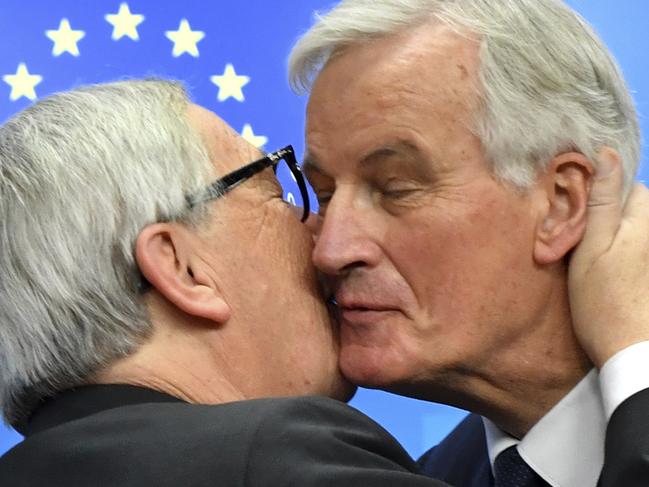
top-left (457, 63), bottom-right (469, 80)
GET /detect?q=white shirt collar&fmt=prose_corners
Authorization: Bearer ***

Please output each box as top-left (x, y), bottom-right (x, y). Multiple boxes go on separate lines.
top-left (482, 369), bottom-right (605, 487)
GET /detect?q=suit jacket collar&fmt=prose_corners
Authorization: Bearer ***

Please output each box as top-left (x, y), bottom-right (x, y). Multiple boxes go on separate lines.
top-left (15, 384), bottom-right (183, 437)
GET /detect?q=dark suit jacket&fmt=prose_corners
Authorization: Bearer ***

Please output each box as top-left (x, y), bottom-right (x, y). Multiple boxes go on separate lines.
top-left (598, 387), bottom-right (649, 487)
top-left (418, 389), bottom-right (649, 487)
top-left (0, 385), bottom-right (447, 486)
top-left (418, 413), bottom-right (492, 487)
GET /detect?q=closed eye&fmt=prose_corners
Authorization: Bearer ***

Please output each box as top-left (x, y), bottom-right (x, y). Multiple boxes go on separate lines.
top-left (316, 192), bottom-right (333, 206)
top-left (382, 188), bottom-right (418, 198)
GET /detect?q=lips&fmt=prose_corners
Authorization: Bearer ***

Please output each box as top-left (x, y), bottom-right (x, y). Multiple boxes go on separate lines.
top-left (332, 293), bottom-right (401, 325)
top-left (334, 295), bottom-right (397, 312)
top-left (339, 309), bottom-right (400, 328)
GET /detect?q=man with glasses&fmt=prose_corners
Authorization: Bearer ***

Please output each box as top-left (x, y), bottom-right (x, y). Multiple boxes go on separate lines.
top-left (0, 79), bottom-right (451, 486)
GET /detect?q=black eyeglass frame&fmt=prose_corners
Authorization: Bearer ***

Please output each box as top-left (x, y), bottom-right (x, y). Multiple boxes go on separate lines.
top-left (186, 145), bottom-right (310, 222)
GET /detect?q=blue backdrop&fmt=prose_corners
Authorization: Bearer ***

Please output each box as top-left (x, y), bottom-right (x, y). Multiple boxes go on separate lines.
top-left (0, 0), bottom-right (647, 459)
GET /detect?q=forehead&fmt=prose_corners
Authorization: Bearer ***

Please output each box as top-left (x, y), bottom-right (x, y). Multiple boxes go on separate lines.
top-left (185, 104), bottom-right (260, 174)
top-left (306, 22), bottom-right (481, 162)
top-left (312, 21), bottom-right (480, 105)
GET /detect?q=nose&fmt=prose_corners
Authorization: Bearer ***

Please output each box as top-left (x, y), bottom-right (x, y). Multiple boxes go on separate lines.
top-left (311, 195), bottom-right (381, 276)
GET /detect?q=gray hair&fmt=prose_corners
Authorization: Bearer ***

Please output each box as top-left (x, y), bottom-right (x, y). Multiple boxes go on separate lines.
top-left (289, 0), bottom-right (640, 192)
top-left (0, 79), bottom-right (213, 425)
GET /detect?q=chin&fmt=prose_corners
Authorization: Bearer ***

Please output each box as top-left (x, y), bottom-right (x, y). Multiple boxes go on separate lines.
top-left (339, 350), bottom-right (396, 389)
top-left (340, 337), bottom-right (427, 391)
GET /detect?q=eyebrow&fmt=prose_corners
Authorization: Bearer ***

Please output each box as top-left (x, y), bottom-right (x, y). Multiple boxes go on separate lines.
top-left (304, 140), bottom-right (423, 176)
top-left (359, 144), bottom-right (415, 167)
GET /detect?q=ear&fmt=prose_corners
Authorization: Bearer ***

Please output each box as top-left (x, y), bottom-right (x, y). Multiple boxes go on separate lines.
top-left (533, 152), bottom-right (595, 265)
top-left (135, 223), bottom-right (231, 324)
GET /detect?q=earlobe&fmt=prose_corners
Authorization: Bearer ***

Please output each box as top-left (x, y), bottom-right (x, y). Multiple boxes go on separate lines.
top-left (135, 223), bottom-right (231, 324)
top-left (533, 152), bottom-right (595, 265)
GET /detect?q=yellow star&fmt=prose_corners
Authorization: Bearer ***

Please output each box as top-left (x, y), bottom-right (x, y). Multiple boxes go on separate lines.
top-left (45, 18), bottom-right (85, 57)
top-left (105, 3), bottom-right (145, 41)
top-left (241, 124), bottom-right (268, 149)
top-left (165, 19), bottom-right (205, 58)
top-left (210, 64), bottom-right (250, 102)
top-left (3, 63), bottom-right (43, 101)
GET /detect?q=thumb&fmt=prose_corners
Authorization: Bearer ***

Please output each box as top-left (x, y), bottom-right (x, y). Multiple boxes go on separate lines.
top-left (579, 147), bottom-right (624, 257)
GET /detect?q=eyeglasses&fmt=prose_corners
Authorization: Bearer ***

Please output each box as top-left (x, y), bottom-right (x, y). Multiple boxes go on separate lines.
top-left (186, 145), bottom-right (310, 222)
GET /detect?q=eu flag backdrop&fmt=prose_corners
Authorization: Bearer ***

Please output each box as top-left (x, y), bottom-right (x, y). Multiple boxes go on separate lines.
top-left (0, 0), bottom-right (647, 459)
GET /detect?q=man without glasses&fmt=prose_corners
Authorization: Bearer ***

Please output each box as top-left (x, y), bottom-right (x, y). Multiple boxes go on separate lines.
top-left (289, 0), bottom-right (649, 485)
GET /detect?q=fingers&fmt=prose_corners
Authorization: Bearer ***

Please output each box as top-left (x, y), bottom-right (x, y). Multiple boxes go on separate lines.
top-left (579, 147), bottom-right (624, 256)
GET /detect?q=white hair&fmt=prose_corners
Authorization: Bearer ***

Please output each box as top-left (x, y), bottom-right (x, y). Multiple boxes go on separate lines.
top-left (289, 0), bottom-right (640, 192)
top-left (0, 79), bottom-right (213, 425)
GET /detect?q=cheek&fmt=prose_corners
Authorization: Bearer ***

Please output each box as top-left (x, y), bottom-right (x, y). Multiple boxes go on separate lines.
top-left (276, 227), bottom-right (319, 289)
top-left (389, 197), bottom-right (537, 325)
top-left (221, 218), bottom-right (314, 315)
top-left (245, 206), bottom-right (314, 276)
top-left (260, 214), bottom-right (332, 329)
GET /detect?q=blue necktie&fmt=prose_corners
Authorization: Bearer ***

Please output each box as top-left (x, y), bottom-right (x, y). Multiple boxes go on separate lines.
top-left (494, 445), bottom-right (550, 487)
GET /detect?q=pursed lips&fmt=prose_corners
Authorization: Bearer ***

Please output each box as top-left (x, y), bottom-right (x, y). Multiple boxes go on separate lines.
top-left (333, 294), bottom-right (401, 325)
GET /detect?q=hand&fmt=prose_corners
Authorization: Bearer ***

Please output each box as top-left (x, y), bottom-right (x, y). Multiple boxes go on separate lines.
top-left (569, 148), bottom-right (649, 368)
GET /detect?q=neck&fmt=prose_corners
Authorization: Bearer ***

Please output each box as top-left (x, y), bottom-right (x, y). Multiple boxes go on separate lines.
top-left (407, 340), bottom-right (590, 439)
top-left (94, 326), bottom-right (247, 406)
top-left (399, 280), bottom-right (592, 439)
top-left (96, 361), bottom-right (246, 405)
top-left (472, 317), bottom-right (591, 438)
top-left (474, 346), bottom-right (590, 438)
top-left (470, 270), bottom-right (593, 437)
